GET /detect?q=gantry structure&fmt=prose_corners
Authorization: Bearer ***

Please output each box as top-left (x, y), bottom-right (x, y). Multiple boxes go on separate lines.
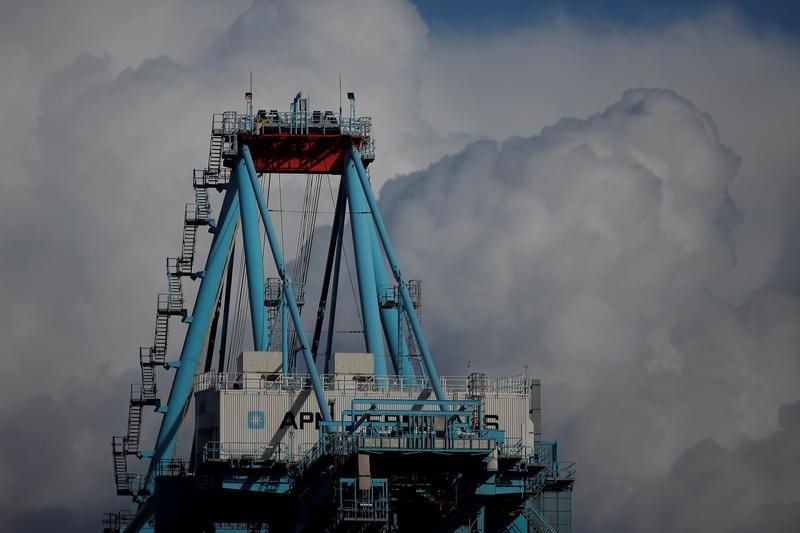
top-left (105, 90), bottom-right (574, 532)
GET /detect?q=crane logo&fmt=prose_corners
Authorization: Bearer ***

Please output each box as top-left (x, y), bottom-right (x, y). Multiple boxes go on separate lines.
top-left (247, 411), bottom-right (266, 429)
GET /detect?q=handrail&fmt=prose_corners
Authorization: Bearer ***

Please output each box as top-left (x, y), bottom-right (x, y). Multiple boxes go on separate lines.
top-left (202, 441), bottom-right (288, 463)
top-left (193, 371), bottom-right (533, 396)
top-left (209, 111), bottom-right (376, 159)
top-left (523, 500), bottom-right (558, 533)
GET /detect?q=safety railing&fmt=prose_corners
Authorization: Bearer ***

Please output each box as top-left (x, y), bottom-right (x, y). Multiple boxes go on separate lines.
top-left (130, 382), bottom-right (157, 402)
top-left (157, 291), bottom-right (183, 315)
top-left (184, 202), bottom-right (211, 225)
top-left (532, 441), bottom-right (559, 470)
top-left (202, 441), bottom-right (288, 463)
top-left (338, 478), bottom-right (389, 523)
top-left (211, 111), bottom-right (240, 135)
top-left (193, 167), bottom-right (230, 188)
top-left (166, 256), bottom-right (192, 277)
top-left (209, 111), bottom-right (376, 158)
top-left (121, 473), bottom-right (146, 494)
top-left (326, 398), bottom-right (503, 453)
top-left (212, 524), bottom-right (268, 533)
top-left (155, 459), bottom-right (191, 477)
top-left (291, 439), bottom-right (327, 480)
top-left (556, 461), bottom-right (576, 480)
top-left (193, 371), bottom-right (533, 397)
top-left (102, 510), bottom-right (134, 530)
top-left (501, 438), bottom-right (532, 458)
top-left (523, 500), bottom-right (558, 533)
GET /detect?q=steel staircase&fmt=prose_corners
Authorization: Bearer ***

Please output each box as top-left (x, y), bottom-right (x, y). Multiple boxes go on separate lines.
top-left (112, 118), bottom-right (226, 502)
top-left (126, 384), bottom-right (158, 452)
top-left (111, 436), bottom-right (132, 496)
top-left (126, 402), bottom-right (142, 454)
top-left (152, 313), bottom-right (169, 364)
top-left (522, 501), bottom-right (557, 533)
top-left (174, 202), bottom-right (212, 279)
top-left (526, 468), bottom-right (550, 497)
top-left (139, 347), bottom-right (157, 393)
top-left (208, 133), bottom-right (224, 175)
top-left (180, 211), bottom-right (198, 274)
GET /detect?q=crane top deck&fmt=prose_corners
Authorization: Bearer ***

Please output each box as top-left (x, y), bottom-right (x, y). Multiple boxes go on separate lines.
top-left (215, 92), bottom-right (375, 174)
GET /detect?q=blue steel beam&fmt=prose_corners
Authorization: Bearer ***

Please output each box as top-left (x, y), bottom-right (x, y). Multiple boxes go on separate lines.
top-left (121, 490), bottom-right (155, 533)
top-left (347, 148), bottom-right (447, 403)
top-left (280, 296), bottom-right (288, 375)
top-left (240, 145), bottom-right (331, 421)
top-left (368, 224), bottom-right (415, 378)
top-left (234, 158), bottom-right (268, 350)
top-left (324, 186), bottom-right (346, 374)
top-left (217, 243), bottom-right (236, 373)
top-left (310, 183), bottom-right (346, 361)
top-left (130, 184), bottom-right (241, 532)
top-left (342, 155), bottom-right (387, 376)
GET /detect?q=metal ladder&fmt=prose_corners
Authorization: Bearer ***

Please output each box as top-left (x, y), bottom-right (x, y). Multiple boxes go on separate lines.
top-left (126, 383), bottom-right (159, 455)
top-left (522, 502), bottom-right (557, 533)
top-left (152, 313), bottom-right (169, 364)
top-left (194, 174), bottom-right (211, 215)
top-left (179, 206), bottom-right (199, 272)
top-left (139, 347), bottom-right (156, 387)
top-left (125, 401), bottom-right (142, 454)
top-left (111, 436), bottom-right (132, 496)
top-left (208, 131), bottom-right (224, 175)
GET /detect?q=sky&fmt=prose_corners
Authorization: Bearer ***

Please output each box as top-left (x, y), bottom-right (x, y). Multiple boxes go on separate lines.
top-left (413, 0), bottom-right (800, 36)
top-left (0, 1), bottom-right (798, 531)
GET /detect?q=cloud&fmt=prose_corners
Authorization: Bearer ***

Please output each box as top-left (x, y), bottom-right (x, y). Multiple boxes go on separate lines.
top-left (606, 399), bottom-right (800, 532)
top-left (0, 1), bottom-right (439, 528)
top-left (0, 1), bottom-right (798, 531)
top-left (418, 11), bottom-right (800, 303)
top-left (379, 88), bottom-right (800, 530)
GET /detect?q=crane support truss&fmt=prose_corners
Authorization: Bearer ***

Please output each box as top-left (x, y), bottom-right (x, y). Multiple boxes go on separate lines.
top-left (109, 92), bottom-right (574, 533)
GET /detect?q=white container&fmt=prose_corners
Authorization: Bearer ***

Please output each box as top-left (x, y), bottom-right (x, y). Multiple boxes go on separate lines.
top-left (332, 352), bottom-right (374, 375)
top-left (194, 374), bottom-right (535, 461)
top-left (236, 351), bottom-right (283, 373)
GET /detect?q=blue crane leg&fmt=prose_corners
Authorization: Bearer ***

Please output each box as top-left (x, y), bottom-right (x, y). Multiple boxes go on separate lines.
top-left (369, 224), bottom-right (414, 377)
top-left (144, 184), bottom-right (240, 490)
top-left (217, 243), bottom-right (236, 373)
top-left (347, 148), bottom-right (446, 403)
top-left (342, 155), bottom-right (387, 376)
top-left (281, 295), bottom-right (288, 375)
top-left (240, 145), bottom-right (331, 421)
top-left (324, 195), bottom-right (345, 374)
top-left (234, 158), bottom-right (268, 350)
top-left (121, 490), bottom-right (156, 533)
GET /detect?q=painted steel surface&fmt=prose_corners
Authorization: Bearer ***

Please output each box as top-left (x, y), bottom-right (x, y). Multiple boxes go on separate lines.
top-left (369, 224), bottom-right (411, 377)
top-left (348, 148), bottom-right (447, 403)
top-left (236, 133), bottom-right (367, 174)
top-left (343, 154), bottom-right (387, 376)
top-left (234, 158), bottom-right (268, 350)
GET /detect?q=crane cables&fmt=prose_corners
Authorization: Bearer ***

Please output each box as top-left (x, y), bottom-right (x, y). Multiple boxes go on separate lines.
top-left (287, 174), bottom-right (323, 369)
